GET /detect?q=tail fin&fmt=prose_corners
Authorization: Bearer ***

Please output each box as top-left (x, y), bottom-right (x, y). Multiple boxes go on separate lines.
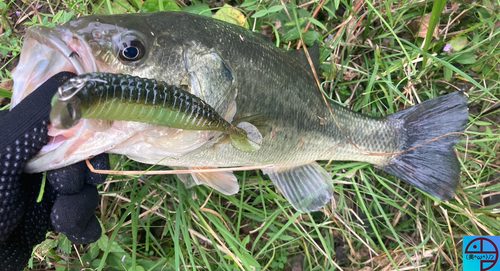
top-left (381, 92), bottom-right (468, 200)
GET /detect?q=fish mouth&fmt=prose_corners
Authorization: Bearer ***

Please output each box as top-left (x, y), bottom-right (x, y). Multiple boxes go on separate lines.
top-left (11, 25), bottom-right (97, 107)
top-left (11, 25), bottom-right (100, 165)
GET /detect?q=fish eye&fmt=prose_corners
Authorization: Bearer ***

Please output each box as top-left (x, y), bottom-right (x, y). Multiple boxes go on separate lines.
top-left (117, 35), bottom-right (146, 62)
top-left (121, 43), bottom-right (141, 60)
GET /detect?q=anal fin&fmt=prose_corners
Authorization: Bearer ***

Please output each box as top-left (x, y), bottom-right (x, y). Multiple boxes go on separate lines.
top-left (175, 167), bottom-right (239, 195)
top-left (263, 162), bottom-right (334, 213)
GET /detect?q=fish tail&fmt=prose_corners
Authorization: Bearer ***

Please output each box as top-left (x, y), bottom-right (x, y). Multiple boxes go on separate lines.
top-left (381, 92), bottom-right (469, 200)
top-left (229, 122), bottom-right (263, 152)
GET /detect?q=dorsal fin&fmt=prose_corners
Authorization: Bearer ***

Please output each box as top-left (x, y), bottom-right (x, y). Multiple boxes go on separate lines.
top-left (252, 32), bottom-right (273, 44)
top-left (286, 41), bottom-right (320, 76)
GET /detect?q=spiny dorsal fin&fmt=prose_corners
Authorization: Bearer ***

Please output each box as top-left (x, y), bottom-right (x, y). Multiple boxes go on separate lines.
top-left (286, 41), bottom-right (320, 76)
top-left (252, 32), bottom-right (273, 44)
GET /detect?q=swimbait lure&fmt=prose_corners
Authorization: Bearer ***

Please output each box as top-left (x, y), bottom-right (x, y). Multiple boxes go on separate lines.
top-left (50, 73), bottom-right (262, 152)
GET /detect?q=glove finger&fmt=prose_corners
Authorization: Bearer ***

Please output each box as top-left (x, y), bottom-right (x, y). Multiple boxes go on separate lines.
top-left (0, 173), bottom-right (56, 242)
top-left (0, 72), bottom-right (76, 240)
top-left (50, 184), bottom-right (99, 235)
top-left (65, 215), bottom-right (102, 244)
top-left (0, 174), bottom-right (56, 271)
top-left (47, 161), bottom-right (86, 195)
top-left (0, 177), bottom-right (25, 241)
top-left (19, 174), bottom-right (57, 239)
top-left (0, 71), bottom-right (76, 152)
top-left (47, 153), bottom-right (110, 194)
top-left (85, 153), bottom-right (110, 186)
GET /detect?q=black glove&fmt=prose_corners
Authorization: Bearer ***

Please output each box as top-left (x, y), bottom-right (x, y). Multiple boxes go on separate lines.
top-left (0, 72), bottom-right (109, 271)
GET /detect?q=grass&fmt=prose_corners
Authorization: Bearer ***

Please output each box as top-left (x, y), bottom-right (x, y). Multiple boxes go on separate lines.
top-left (1, 0), bottom-right (500, 270)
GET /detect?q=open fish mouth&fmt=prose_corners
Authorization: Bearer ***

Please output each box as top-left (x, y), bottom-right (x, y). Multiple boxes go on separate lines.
top-left (10, 25), bottom-right (100, 170)
top-left (10, 25), bottom-right (117, 171)
top-left (11, 25), bottom-right (96, 107)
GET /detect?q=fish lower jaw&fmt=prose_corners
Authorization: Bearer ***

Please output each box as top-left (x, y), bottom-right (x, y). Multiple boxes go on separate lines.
top-left (25, 121), bottom-right (222, 173)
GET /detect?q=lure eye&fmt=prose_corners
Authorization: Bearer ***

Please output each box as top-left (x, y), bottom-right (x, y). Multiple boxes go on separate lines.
top-left (117, 36), bottom-right (146, 62)
top-left (67, 103), bottom-right (76, 119)
top-left (51, 99), bottom-right (81, 130)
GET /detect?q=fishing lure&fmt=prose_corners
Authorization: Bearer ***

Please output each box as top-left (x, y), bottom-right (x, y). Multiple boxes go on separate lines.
top-left (50, 73), bottom-right (262, 152)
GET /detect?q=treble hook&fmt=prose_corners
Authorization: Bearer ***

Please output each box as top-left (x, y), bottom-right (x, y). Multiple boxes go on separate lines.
top-left (57, 77), bottom-right (107, 102)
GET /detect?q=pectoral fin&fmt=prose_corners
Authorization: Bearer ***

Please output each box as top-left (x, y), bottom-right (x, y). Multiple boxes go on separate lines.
top-left (232, 114), bottom-right (273, 137)
top-left (263, 162), bottom-right (334, 213)
top-left (230, 122), bottom-right (263, 152)
top-left (175, 167), bottom-right (239, 195)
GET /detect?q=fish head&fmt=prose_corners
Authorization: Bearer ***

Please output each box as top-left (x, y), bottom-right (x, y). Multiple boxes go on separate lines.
top-left (11, 12), bottom-right (226, 173)
top-left (11, 14), bottom-right (171, 105)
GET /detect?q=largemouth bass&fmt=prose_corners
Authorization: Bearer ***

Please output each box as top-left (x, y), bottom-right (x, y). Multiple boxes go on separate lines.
top-left (11, 11), bottom-right (468, 212)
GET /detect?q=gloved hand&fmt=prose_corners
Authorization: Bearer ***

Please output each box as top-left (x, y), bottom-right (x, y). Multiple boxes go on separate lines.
top-left (0, 72), bottom-right (110, 271)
